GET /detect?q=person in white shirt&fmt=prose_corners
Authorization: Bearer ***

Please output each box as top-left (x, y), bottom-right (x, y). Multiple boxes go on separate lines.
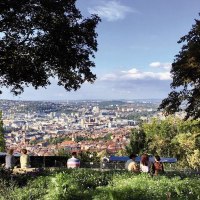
top-left (20, 149), bottom-right (30, 168)
top-left (125, 153), bottom-right (139, 172)
top-left (67, 152), bottom-right (80, 169)
top-left (140, 153), bottom-right (151, 173)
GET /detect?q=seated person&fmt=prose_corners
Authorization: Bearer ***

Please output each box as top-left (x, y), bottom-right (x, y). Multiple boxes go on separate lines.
top-left (140, 154), bottom-right (151, 173)
top-left (5, 149), bottom-right (16, 169)
top-left (20, 149), bottom-right (30, 168)
top-left (151, 155), bottom-right (164, 175)
top-left (125, 153), bottom-right (139, 172)
top-left (67, 152), bottom-right (80, 169)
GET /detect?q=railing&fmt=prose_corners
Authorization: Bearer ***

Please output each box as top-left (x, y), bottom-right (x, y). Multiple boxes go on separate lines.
top-left (0, 155), bottom-right (68, 168)
top-left (0, 156), bottom-right (199, 173)
top-left (0, 155), bottom-right (124, 169)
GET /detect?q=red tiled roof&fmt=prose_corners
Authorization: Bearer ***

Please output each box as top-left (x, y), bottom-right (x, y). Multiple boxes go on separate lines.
top-left (60, 141), bottom-right (76, 146)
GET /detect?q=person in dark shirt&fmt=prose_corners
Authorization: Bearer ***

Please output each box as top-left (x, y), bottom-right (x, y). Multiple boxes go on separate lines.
top-left (151, 155), bottom-right (164, 175)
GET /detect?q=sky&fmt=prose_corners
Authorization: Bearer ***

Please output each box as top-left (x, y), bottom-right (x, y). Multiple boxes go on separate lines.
top-left (1, 0), bottom-right (200, 101)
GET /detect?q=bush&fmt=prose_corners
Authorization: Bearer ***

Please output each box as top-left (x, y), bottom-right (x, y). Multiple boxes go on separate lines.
top-left (45, 169), bottom-right (115, 200)
top-left (0, 168), bottom-right (50, 200)
top-left (94, 173), bottom-right (200, 200)
top-left (10, 176), bottom-right (50, 200)
top-left (0, 169), bottom-right (200, 200)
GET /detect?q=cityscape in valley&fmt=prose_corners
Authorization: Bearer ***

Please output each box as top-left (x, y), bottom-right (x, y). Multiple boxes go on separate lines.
top-left (1, 99), bottom-right (162, 156)
top-left (0, 0), bottom-right (200, 199)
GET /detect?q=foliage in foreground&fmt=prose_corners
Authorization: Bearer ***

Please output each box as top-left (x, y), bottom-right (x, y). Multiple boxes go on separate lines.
top-left (95, 173), bottom-right (200, 200)
top-left (0, 169), bottom-right (200, 200)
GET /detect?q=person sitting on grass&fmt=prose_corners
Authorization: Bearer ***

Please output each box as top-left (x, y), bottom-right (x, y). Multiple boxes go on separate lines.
top-left (151, 155), bottom-right (164, 175)
top-left (125, 153), bottom-right (139, 172)
top-left (67, 152), bottom-right (80, 169)
top-left (140, 153), bottom-right (151, 173)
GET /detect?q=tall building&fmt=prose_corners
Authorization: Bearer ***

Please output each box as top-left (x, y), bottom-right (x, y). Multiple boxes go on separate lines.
top-left (80, 118), bottom-right (85, 128)
top-left (72, 132), bottom-right (77, 142)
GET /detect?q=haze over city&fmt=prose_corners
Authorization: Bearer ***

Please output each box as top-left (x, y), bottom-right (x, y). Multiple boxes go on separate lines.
top-left (1, 0), bottom-right (199, 101)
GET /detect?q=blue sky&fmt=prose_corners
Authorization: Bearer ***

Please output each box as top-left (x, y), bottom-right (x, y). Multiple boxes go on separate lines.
top-left (1, 0), bottom-right (200, 100)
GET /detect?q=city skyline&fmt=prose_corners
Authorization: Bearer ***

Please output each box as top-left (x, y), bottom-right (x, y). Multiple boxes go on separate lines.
top-left (0, 0), bottom-right (199, 101)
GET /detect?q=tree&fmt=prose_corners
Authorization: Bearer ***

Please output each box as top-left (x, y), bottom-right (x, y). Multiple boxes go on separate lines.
top-left (174, 132), bottom-right (200, 168)
top-left (79, 151), bottom-right (100, 163)
top-left (142, 118), bottom-right (177, 157)
top-left (0, 0), bottom-right (100, 95)
top-left (141, 117), bottom-right (200, 168)
top-left (187, 149), bottom-right (200, 170)
top-left (159, 14), bottom-right (200, 119)
top-left (126, 128), bottom-right (146, 155)
top-left (55, 147), bottom-right (71, 157)
top-left (0, 111), bottom-right (5, 152)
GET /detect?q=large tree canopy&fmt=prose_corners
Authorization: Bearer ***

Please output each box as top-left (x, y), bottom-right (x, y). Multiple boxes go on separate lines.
top-left (0, 0), bottom-right (100, 95)
top-left (159, 15), bottom-right (200, 119)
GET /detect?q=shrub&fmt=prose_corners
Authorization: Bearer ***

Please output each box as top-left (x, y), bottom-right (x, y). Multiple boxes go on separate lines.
top-left (10, 176), bottom-right (50, 200)
top-left (94, 173), bottom-right (200, 200)
top-left (1, 169), bottom-right (200, 200)
top-left (44, 169), bottom-right (115, 200)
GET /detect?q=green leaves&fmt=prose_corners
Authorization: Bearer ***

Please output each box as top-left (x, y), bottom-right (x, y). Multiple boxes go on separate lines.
top-left (141, 117), bottom-right (200, 168)
top-left (159, 14), bottom-right (200, 119)
top-left (1, 169), bottom-right (200, 200)
top-left (0, 0), bottom-right (100, 95)
top-left (126, 128), bottom-right (146, 155)
top-left (95, 173), bottom-right (200, 200)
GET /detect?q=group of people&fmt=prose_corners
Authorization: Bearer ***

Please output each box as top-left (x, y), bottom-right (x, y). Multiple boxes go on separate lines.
top-left (125, 153), bottom-right (164, 175)
top-left (5, 148), bottom-right (30, 169)
top-left (5, 149), bottom-right (80, 170)
top-left (4, 149), bottom-right (163, 174)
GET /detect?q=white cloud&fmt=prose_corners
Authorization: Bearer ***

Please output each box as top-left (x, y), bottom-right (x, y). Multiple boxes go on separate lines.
top-left (88, 1), bottom-right (134, 22)
top-left (126, 68), bottom-right (138, 74)
top-left (101, 73), bottom-right (117, 80)
top-left (1, 62), bottom-right (172, 100)
top-left (149, 62), bottom-right (171, 71)
top-left (101, 67), bottom-right (172, 81)
top-left (97, 65), bottom-right (172, 99)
